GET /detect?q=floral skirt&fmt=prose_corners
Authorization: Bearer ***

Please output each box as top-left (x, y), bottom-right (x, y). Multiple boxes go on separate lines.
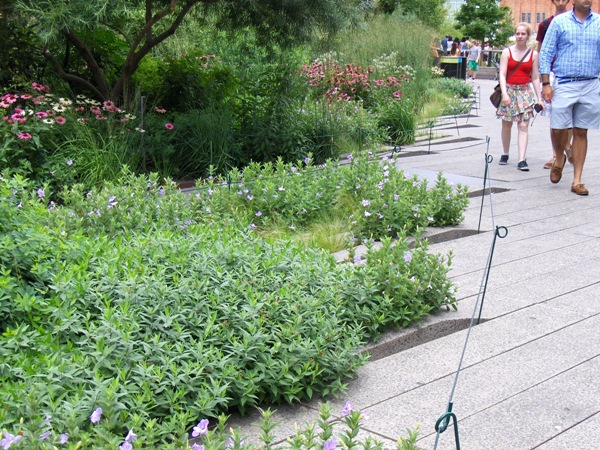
top-left (496, 83), bottom-right (536, 122)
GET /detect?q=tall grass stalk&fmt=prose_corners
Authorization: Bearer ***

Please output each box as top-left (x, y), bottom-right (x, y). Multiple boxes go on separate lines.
top-left (53, 127), bottom-right (141, 187)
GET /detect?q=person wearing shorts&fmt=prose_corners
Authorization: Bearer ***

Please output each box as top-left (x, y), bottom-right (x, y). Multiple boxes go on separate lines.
top-left (537, 0), bottom-right (572, 170)
top-left (539, 0), bottom-right (600, 196)
top-left (467, 40), bottom-right (481, 80)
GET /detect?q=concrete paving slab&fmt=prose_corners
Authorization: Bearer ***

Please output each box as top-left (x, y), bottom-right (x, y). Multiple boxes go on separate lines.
top-left (417, 356), bottom-right (600, 449)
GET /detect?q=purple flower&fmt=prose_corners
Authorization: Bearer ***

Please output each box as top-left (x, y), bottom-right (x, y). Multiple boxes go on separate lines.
top-left (158, 188), bottom-right (165, 196)
top-left (0, 431), bottom-right (23, 448)
top-left (59, 434), bottom-right (69, 444)
top-left (90, 407), bottom-right (103, 424)
top-left (341, 401), bottom-right (353, 416)
top-left (36, 188), bottom-right (45, 198)
top-left (364, 211), bottom-right (371, 217)
top-left (404, 252), bottom-right (412, 263)
top-left (119, 442), bottom-right (132, 450)
top-left (394, 194), bottom-right (400, 201)
top-left (192, 419), bottom-right (209, 437)
top-left (39, 430), bottom-right (51, 440)
top-left (304, 157), bottom-right (311, 163)
top-left (66, 159), bottom-right (73, 166)
top-left (323, 439), bottom-right (338, 450)
top-left (361, 199), bottom-right (370, 207)
top-left (192, 444), bottom-right (205, 450)
top-left (255, 211), bottom-right (262, 217)
top-left (246, 195), bottom-right (253, 201)
top-left (124, 430), bottom-right (137, 443)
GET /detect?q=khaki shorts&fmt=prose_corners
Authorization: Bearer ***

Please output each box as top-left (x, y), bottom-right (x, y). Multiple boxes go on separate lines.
top-left (551, 79), bottom-right (600, 130)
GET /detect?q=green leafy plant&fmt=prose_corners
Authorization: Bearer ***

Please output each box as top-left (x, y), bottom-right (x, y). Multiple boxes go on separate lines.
top-left (0, 166), bottom-right (460, 447)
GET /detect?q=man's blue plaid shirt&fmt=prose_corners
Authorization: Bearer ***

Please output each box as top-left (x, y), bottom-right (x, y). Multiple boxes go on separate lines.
top-left (539, 9), bottom-right (600, 78)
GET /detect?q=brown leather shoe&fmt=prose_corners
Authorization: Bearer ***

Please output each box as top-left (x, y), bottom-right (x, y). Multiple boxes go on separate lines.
top-left (571, 183), bottom-right (589, 196)
top-left (543, 159), bottom-right (554, 169)
top-left (550, 155), bottom-right (566, 184)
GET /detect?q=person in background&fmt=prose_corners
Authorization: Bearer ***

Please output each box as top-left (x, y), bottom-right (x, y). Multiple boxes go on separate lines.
top-left (441, 35), bottom-right (450, 54)
top-left (449, 41), bottom-right (460, 56)
top-left (496, 23), bottom-right (543, 171)
top-left (537, 0), bottom-right (573, 170)
top-left (467, 40), bottom-right (482, 80)
top-left (539, 0), bottom-right (600, 195)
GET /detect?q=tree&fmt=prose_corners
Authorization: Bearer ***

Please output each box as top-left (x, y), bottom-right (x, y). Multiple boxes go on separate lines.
top-left (396, 0), bottom-right (447, 30)
top-left (454, 0), bottom-right (513, 46)
top-left (12, 0), bottom-right (356, 106)
top-left (377, 0), bottom-right (447, 30)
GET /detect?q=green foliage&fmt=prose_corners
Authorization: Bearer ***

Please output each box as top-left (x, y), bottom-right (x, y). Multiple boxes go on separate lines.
top-left (0, 4), bottom-right (47, 88)
top-left (1, 401), bottom-right (420, 449)
top-left (395, 0), bottom-right (448, 29)
top-left (428, 78), bottom-right (475, 117)
top-left (11, 0), bottom-right (357, 103)
top-left (134, 52), bottom-right (238, 111)
top-left (455, 0), bottom-right (514, 46)
top-left (433, 78), bottom-right (475, 99)
top-left (142, 107), bottom-right (238, 179)
top-left (0, 158), bottom-right (464, 446)
top-left (376, 98), bottom-right (416, 146)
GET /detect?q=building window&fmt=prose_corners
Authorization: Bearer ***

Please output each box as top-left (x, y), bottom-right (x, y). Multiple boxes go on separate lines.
top-left (536, 13), bottom-right (541, 23)
top-left (542, 13), bottom-right (546, 21)
top-left (527, 13), bottom-right (531, 23)
top-left (521, 12), bottom-right (526, 22)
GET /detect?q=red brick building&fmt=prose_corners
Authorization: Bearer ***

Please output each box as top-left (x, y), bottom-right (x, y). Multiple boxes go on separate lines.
top-left (500, 0), bottom-right (600, 27)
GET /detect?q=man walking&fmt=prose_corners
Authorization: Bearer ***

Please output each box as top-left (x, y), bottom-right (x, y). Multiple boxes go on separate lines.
top-left (539, 0), bottom-right (600, 195)
top-left (467, 40), bottom-right (482, 81)
top-left (537, 0), bottom-right (572, 170)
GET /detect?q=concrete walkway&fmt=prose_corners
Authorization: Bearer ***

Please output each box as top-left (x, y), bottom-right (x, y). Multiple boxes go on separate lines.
top-left (227, 78), bottom-right (600, 449)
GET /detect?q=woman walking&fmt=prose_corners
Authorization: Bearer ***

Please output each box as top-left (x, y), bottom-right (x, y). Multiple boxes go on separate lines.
top-left (497, 23), bottom-right (544, 171)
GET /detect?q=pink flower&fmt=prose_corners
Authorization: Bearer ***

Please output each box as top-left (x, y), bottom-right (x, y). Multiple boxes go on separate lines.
top-left (21, 94), bottom-right (32, 100)
top-left (32, 82), bottom-right (48, 92)
top-left (55, 116), bottom-right (66, 125)
top-left (2, 93), bottom-right (18, 104)
top-left (18, 132), bottom-right (32, 139)
top-left (120, 117), bottom-right (129, 123)
top-left (36, 111), bottom-right (48, 118)
top-left (155, 107), bottom-right (166, 113)
top-left (165, 123), bottom-right (173, 130)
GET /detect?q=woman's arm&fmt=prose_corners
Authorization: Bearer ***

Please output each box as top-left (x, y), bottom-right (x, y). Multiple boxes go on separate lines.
top-left (499, 48), bottom-right (510, 106)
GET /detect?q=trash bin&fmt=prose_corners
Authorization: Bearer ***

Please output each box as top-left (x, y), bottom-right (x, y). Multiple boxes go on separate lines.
top-left (440, 56), bottom-right (466, 79)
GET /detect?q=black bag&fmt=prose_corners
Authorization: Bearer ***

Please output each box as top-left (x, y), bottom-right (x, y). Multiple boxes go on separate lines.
top-left (490, 84), bottom-right (502, 108)
top-left (489, 48), bottom-right (531, 108)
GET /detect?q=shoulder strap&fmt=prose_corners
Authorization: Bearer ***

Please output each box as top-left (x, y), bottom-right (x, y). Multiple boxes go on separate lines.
top-left (507, 48), bottom-right (531, 81)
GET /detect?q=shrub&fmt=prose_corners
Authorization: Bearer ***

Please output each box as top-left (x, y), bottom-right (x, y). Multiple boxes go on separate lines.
top-left (0, 168), bottom-right (459, 447)
top-left (433, 77), bottom-right (474, 99)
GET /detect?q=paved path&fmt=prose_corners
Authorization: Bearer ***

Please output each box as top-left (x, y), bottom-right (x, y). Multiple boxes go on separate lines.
top-left (227, 78), bottom-right (600, 449)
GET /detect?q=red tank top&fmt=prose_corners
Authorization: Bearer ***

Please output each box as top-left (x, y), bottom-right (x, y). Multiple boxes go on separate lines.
top-left (507, 48), bottom-right (533, 85)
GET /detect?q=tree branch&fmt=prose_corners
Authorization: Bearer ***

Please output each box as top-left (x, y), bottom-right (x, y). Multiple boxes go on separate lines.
top-left (41, 46), bottom-right (106, 101)
top-left (111, 0), bottom-right (201, 99)
top-left (62, 29), bottom-right (111, 98)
